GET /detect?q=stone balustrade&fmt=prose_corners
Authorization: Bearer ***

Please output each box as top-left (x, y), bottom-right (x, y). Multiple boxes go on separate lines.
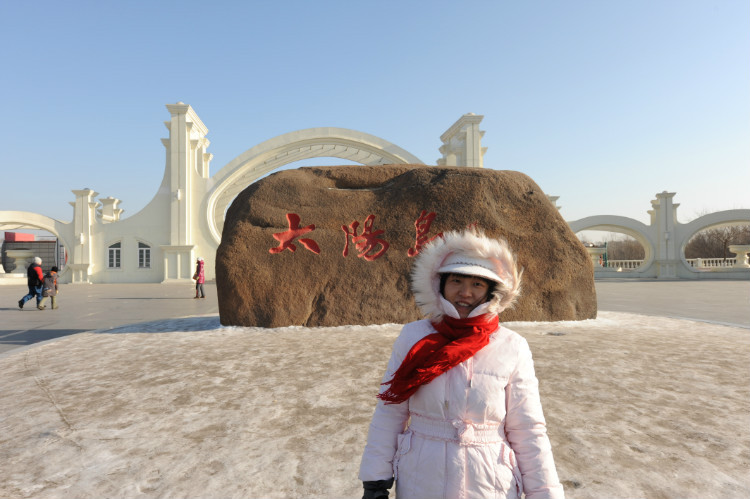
top-left (687, 258), bottom-right (737, 268)
top-left (591, 257), bottom-right (741, 271)
top-left (604, 260), bottom-right (643, 269)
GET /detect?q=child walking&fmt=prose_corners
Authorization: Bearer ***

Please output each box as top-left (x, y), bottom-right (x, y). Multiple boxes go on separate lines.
top-left (38, 266), bottom-right (59, 310)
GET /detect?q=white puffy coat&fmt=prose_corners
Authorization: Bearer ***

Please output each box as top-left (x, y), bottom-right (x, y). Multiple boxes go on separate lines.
top-left (359, 231), bottom-right (564, 499)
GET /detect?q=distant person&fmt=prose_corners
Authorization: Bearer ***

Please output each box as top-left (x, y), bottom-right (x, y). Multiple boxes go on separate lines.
top-left (359, 229), bottom-right (564, 499)
top-left (18, 257), bottom-right (44, 310)
top-left (38, 266), bottom-right (59, 310)
top-left (193, 257), bottom-right (206, 299)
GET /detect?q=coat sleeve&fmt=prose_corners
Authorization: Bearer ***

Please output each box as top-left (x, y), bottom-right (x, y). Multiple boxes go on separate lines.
top-left (358, 325), bottom-right (417, 481)
top-left (505, 337), bottom-right (565, 499)
top-left (34, 266), bottom-right (44, 282)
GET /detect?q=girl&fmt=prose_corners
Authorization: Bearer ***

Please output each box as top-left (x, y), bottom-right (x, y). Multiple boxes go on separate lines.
top-left (359, 229), bottom-right (564, 499)
top-left (193, 257), bottom-right (206, 299)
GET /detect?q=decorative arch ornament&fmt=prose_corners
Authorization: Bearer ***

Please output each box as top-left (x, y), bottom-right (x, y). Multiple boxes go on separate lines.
top-left (204, 127), bottom-right (424, 243)
top-left (678, 210), bottom-right (750, 269)
top-left (4, 105), bottom-right (746, 283)
top-left (568, 215), bottom-right (656, 272)
top-left (0, 211), bottom-right (74, 258)
top-left (569, 205), bottom-right (750, 278)
top-left (0, 211), bottom-right (74, 277)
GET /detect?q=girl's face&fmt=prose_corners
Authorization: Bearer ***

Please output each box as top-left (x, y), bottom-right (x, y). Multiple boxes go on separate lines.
top-left (442, 273), bottom-right (491, 318)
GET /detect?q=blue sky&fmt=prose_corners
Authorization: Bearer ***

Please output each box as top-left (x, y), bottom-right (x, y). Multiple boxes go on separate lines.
top-left (1, 0), bottom-right (748, 229)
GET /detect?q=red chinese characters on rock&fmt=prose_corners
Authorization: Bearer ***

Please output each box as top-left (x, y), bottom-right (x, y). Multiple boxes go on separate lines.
top-left (407, 210), bottom-right (443, 257)
top-left (268, 213), bottom-right (321, 254)
top-left (269, 211), bottom-right (442, 259)
top-left (342, 215), bottom-right (390, 261)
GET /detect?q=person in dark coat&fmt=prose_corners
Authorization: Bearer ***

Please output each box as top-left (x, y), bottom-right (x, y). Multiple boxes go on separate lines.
top-left (18, 256), bottom-right (44, 310)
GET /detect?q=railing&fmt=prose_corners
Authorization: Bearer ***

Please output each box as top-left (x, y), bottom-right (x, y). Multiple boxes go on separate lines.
top-left (604, 260), bottom-right (643, 269)
top-left (686, 258), bottom-right (737, 268)
top-left (596, 258), bottom-right (738, 270)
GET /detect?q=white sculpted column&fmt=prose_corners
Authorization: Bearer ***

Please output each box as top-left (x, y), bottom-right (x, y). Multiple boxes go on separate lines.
top-left (68, 188), bottom-right (99, 283)
top-left (160, 102), bottom-right (209, 280)
top-left (651, 191), bottom-right (679, 278)
top-left (437, 114), bottom-right (486, 168)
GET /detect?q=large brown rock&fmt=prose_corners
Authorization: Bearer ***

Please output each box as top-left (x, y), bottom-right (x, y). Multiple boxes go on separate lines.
top-left (217, 165), bottom-right (596, 327)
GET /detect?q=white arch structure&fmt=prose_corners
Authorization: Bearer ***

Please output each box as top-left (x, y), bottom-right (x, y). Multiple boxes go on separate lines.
top-left (0, 212), bottom-right (67, 240)
top-left (0, 211), bottom-right (74, 276)
top-left (569, 191), bottom-right (750, 278)
top-left (205, 127), bottom-right (424, 243)
top-left (1, 104), bottom-right (747, 283)
top-left (1, 103), bottom-right (463, 284)
top-left (569, 215), bottom-right (657, 270)
top-left (0, 211), bottom-right (74, 258)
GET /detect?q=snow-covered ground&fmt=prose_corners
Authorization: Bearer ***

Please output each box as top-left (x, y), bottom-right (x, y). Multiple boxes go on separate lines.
top-left (1, 312), bottom-right (748, 499)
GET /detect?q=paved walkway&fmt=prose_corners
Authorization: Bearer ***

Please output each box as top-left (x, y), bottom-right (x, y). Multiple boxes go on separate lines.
top-left (594, 279), bottom-right (749, 328)
top-left (1, 282), bottom-right (218, 357)
top-left (1, 279), bottom-right (748, 357)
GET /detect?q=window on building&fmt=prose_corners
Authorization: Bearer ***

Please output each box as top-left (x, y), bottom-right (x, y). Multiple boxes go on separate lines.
top-left (108, 242), bottom-right (121, 268)
top-left (138, 242), bottom-right (151, 268)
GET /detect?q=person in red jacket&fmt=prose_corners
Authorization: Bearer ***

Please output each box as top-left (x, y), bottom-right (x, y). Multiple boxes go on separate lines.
top-left (193, 257), bottom-right (206, 299)
top-left (18, 256), bottom-right (44, 310)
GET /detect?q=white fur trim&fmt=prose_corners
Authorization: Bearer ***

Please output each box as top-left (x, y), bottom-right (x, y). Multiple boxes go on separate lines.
top-left (411, 229), bottom-right (522, 321)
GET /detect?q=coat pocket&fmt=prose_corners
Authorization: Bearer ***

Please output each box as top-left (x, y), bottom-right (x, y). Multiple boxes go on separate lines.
top-left (496, 441), bottom-right (523, 498)
top-left (393, 431), bottom-right (412, 481)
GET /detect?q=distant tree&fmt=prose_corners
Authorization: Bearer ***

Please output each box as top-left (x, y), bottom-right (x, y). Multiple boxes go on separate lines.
top-left (578, 233), bottom-right (646, 260)
top-left (605, 237), bottom-right (645, 260)
top-left (684, 224), bottom-right (750, 259)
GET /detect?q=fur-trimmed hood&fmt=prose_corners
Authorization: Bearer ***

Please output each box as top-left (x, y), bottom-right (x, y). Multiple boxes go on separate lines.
top-left (411, 229), bottom-right (522, 321)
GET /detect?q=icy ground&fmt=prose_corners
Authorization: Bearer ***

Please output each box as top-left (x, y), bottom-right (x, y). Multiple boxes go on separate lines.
top-left (1, 312), bottom-right (748, 499)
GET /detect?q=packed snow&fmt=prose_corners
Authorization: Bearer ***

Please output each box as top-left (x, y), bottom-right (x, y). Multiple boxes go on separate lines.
top-left (0, 312), bottom-right (748, 499)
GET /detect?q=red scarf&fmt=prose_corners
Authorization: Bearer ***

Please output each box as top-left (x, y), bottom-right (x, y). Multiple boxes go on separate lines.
top-left (378, 314), bottom-right (499, 405)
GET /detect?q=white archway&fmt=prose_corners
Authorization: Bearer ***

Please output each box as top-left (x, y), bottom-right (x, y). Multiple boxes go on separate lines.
top-left (680, 210), bottom-right (750, 242)
top-left (204, 127), bottom-right (424, 243)
top-left (678, 210), bottom-right (750, 271)
top-left (568, 203), bottom-right (750, 278)
top-left (0, 211), bottom-right (62, 235)
top-left (569, 215), bottom-right (655, 272)
top-left (0, 211), bottom-right (74, 275)
top-left (4, 104), bottom-right (745, 283)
